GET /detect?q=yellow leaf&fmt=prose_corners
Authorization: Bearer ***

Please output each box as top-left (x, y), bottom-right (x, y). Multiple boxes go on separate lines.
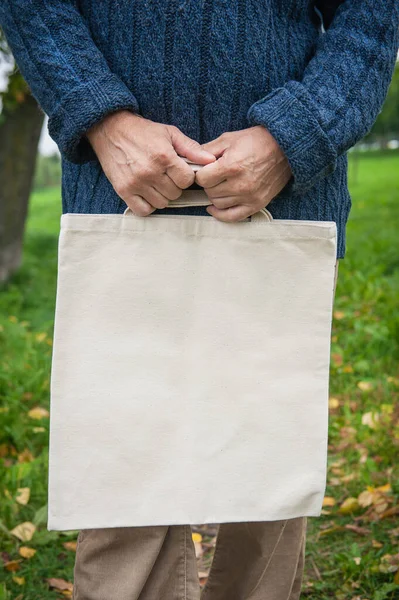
top-left (19, 546), bottom-right (37, 559)
top-left (343, 365), bottom-right (354, 373)
top-left (372, 539), bottom-right (383, 548)
top-left (32, 426), bottom-right (46, 433)
top-left (35, 332), bottom-right (47, 342)
top-left (338, 497), bottom-right (360, 514)
top-left (9, 315), bottom-right (18, 323)
top-left (10, 521), bottom-right (36, 542)
top-left (376, 483), bottom-right (392, 494)
top-left (0, 407), bottom-right (9, 414)
top-left (323, 496), bottom-right (336, 507)
top-left (16, 487), bottom-right (30, 505)
top-left (357, 381), bottom-right (373, 392)
top-left (63, 541), bottom-right (77, 552)
top-left (329, 397), bottom-right (340, 409)
top-left (12, 576), bottom-right (25, 586)
top-left (333, 311), bottom-right (345, 320)
top-left (394, 569), bottom-right (399, 585)
top-left (27, 406), bottom-right (49, 420)
top-left (192, 532), bottom-right (202, 543)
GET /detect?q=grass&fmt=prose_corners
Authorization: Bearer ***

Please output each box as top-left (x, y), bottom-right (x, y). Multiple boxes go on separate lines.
top-left (1, 152), bottom-right (399, 599)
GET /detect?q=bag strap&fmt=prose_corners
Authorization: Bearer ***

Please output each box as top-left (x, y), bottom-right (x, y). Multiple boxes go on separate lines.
top-left (124, 157), bottom-right (273, 223)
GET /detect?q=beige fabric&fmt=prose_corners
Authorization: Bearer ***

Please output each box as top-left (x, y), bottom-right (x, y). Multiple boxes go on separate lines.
top-left (47, 180), bottom-right (337, 530)
top-left (72, 262), bottom-right (339, 600)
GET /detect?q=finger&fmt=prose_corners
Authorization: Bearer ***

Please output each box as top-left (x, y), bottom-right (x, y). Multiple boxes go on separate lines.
top-left (169, 126), bottom-right (216, 165)
top-left (142, 186), bottom-right (170, 209)
top-left (204, 179), bottom-right (241, 199)
top-left (206, 195), bottom-right (241, 210)
top-left (201, 134), bottom-right (229, 157)
top-left (206, 203), bottom-right (252, 223)
top-left (153, 173), bottom-right (183, 201)
top-left (127, 195), bottom-right (156, 216)
top-left (195, 155), bottom-right (232, 189)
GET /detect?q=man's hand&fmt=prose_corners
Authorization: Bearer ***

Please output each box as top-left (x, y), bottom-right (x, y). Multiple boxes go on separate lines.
top-left (195, 126), bottom-right (292, 222)
top-left (86, 110), bottom-right (216, 216)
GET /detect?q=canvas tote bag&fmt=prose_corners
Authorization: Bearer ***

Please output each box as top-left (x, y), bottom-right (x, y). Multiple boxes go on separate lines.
top-left (47, 160), bottom-right (337, 531)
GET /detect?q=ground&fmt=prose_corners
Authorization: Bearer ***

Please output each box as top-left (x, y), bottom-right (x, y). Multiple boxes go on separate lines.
top-left (0, 151), bottom-right (398, 599)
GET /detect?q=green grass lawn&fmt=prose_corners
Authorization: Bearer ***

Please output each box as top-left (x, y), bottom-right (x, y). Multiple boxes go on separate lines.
top-left (1, 152), bottom-right (399, 599)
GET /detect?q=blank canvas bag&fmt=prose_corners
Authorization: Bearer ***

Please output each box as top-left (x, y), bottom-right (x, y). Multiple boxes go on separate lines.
top-left (47, 162), bottom-right (337, 531)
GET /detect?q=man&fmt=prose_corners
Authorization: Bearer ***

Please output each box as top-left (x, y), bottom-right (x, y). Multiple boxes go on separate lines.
top-left (1, 1), bottom-right (398, 599)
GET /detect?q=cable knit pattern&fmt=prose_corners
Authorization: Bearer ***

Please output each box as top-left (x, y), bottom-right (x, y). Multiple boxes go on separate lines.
top-left (1, 0), bottom-right (399, 258)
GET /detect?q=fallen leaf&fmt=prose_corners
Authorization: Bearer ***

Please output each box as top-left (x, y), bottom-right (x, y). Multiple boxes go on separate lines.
top-left (28, 406), bottom-right (49, 420)
top-left (32, 426), bottom-right (46, 433)
top-left (357, 381), bottom-right (373, 392)
top-left (47, 578), bottom-right (73, 592)
top-left (16, 487), bottom-right (30, 506)
top-left (4, 560), bottom-right (21, 571)
top-left (10, 522), bottom-right (36, 542)
top-left (376, 483), bottom-right (391, 494)
top-left (329, 397), bottom-right (340, 409)
top-left (35, 332), bottom-right (47, 342)
top-left (353, 557), bottom-right (361, 565)
top-left (63, 541), bottom-right (77, 552)
top-left (12, 576), bottom-right (25, 586)
top-left (372, 539), bottom-right (383, 548)
top-left (380, 506), bottom-right (399, 520)
top-left (332, 353), bottom-right (343, 366)
top-left (338, 497), bottom-right (360, 514)
top-left (379, 553), bottom-right (399, 574)
top-left (17, 449), bottom-right (34, 463)
top-left (319, 525), bottom-right (345, 537)
top-left (19, 546), bottom-right (36, 559)
top-left (343, 365), bottom-right (354, 373)
top-left (341, 473), bottom-right (357, 483)
top-left (358, 490), bottom-right (374, 507)
top-left (361, 412), bottom-right (380, 429)
top-left (334, 311), bottom-right (345, 320)
top-left (323, 496), bottom-right (336, 507)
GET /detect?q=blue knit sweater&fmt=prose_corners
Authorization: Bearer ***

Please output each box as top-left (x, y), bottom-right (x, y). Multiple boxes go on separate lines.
top-left (1, 1), bottom-right (398, 258)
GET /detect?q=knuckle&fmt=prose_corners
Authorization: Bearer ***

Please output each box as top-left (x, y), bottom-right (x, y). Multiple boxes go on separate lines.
top-left (115, 183), bottom-right (130, 198)
top-left (152, 148), bottom-right (170, 164)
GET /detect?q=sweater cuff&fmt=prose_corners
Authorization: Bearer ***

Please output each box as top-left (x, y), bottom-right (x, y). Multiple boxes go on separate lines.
top-left (48, 72), bottom-right (140, 164)
top-left (246, 84), bottom-right (337, 194)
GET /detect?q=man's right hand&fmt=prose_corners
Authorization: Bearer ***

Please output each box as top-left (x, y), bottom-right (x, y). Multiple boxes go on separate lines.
top-left (86, 110), bottom-right (216, 216)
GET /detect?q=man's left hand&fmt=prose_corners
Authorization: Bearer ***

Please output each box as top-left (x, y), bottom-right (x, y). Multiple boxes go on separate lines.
top-left (196, 126), bottom-right (292, 222)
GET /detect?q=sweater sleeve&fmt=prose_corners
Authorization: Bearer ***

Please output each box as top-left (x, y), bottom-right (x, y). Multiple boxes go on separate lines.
top-left (0, 0), bottom-right (140, 164)
top-left (246, 0), bottom-right (399, 194)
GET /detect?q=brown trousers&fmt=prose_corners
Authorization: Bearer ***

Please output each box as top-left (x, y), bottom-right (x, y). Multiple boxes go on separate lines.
top-left (73, 262), bottom-right (339, 600)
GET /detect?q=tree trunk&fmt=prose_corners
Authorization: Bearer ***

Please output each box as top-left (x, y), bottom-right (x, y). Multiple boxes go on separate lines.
top-left (0, 92), bottom-right (44, 283)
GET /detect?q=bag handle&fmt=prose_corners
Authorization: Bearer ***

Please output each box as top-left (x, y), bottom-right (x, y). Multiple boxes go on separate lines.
top-left (123, 157), bottom-right (273, 223)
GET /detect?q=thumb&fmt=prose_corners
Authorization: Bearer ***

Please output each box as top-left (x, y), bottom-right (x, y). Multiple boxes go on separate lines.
top-left (170, 128), bottom-right (216, 165)
top-left (200, 135), bottom-right (229, 158)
